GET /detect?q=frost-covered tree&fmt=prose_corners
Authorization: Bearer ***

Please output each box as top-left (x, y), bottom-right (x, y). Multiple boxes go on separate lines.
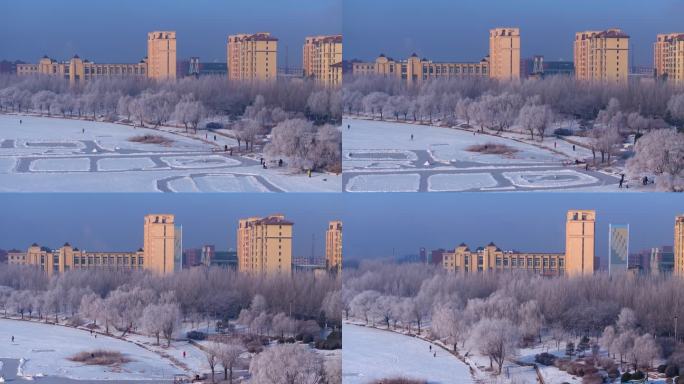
top-left (172, 95), bottom-right (205, 133)
top-left (517, 103), bottom-right (554, 141)
top-left (627, 129), bottom-right (684, 191)
top-left (217, 339), bottom-right (245, 383)
top-left (467, 318), bottom-right (520, 374)
top-left (249, 344), bottom-right (324, 384)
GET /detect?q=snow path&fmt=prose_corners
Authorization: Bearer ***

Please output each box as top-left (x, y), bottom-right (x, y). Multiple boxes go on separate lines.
top-left (343, 323), bottom-right (473, 384)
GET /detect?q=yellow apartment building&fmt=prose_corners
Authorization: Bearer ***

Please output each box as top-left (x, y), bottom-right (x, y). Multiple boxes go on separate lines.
top-left (303, 35), bottom-right (343, 86)
top-left (227, 33), bottom-right (278, 82)
top-left (325, 220), bottom-right (343, 273)
top-left (574, 29), bottom-right (629, 84)
top-left (442, 210), bottom-right (595, 276)
top-left (9, 214), bottom-right (181, 276)
top-left (489, 27), bottom-right (521, 80)
top-left (352, 53), bottom-right (489, 85)
top-left (237, 214), bottom-right (292, 274)
top-left (442, 242), bottom-right (565, 276)
top-left (16, 55), bottom-right (147, 85)
top-left (147, 31), bottom-right (177, 80)
top-left (17, 31), bottom-right (176, 82)
top-left (654, 33), bottom-right (684, 83)
top-left (675, 215), bottom-right (684, 276)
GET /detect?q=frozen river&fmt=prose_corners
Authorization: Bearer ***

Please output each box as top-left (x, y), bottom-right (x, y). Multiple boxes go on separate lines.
top-left (343, 323), bottom-right (474, 384)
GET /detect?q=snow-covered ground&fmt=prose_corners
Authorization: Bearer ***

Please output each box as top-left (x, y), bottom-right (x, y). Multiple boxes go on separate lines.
top-left (0, 114), bottom-right (340, 192)
top-left (343, 323), bottom-right (473, 384)
top-left (0, 318), bottom-right (184, 381)
top-left (342, 117), bottom-right (627, 192)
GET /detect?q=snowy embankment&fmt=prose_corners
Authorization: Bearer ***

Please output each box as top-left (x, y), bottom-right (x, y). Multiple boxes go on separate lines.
top-left (343, 322), bottom-right (473, 384)
top-left (0, 318), bottom-right (185, 381)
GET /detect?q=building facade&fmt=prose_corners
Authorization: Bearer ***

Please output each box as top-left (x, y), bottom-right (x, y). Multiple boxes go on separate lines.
top-left (489, 28), bottom-right (521, 80)
top-left (654, 33), bottom-right (684, 83)
top-left (227, 33), bottom-right (278, 82)
top-left (352, 53), bottom-right (489, 85)
top-left (325, 220), bottom-right (343, 273)
top-left (442, 242), bottom-right (564, 276)
top-left (608, 224), bottom-right (630, 275)
top-left (675, 215), bottom-right (684, 277)
top-left (147, 31), bottom-right (177, 80)
top-left (441, 210), bottom-right (595, 276)
top-left (565, 210), bottom-right (596, 276)
top-left (12, 214), bottom-right (181, 276)
top-left (574, 29), bottom-right (629, 84)
top-left (651, 246), bottom-right (675, 276)
top-left (237, 214), bottom-right (292, 274)
top-left (303, 35), bottom-right (343, 87)
top-left (17, 55), bottom-right (147, 85)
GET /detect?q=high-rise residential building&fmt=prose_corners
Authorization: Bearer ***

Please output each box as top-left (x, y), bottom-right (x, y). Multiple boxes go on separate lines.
top-left (565, 210), bottom-right (596, 276)
top-left (654, 33), bottom-right (684, 83)
top-left (352, 53), bottom-right (489, 85)
top-left (147, 31), bottom-right (177, 80)
top-left (143, 214), bottom-right (181, 275)
top-left (303, 35), bottom-right (343, 87)
top-left (237, 214), bottom-right (292, 274)
top-left (675, 215), bottom-right (684, 276)
top-left (325, 220), bottom-right (343, 273)
top-left (608, 224), bottom-right (630, 275)
top-left (17, 55), bottom-right (147, 85)
top-left (489, 27), bottom-right (520, 80)
top-left (574, 29), bottom-right (629, 84)
top-left (227, 33), bottom-right (278, 82)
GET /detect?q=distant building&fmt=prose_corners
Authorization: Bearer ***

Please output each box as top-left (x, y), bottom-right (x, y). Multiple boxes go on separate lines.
top-left (442, 210), bottom-right (595, 276)
top-left (212, 250), bottom-right (238, 269)
top-left (654, 33), bottom-right (684, 83)
top-left (12, 214), bottom-right (181, 276)
top-left (608, 224), bottom-right (630, 275)
top-left (183, 248), bottom-right (202, 268)
top-left (181, 57), bottom-right (227, 77)
top-left (227, 33), bottom-right (278, 82)
top-left (325, 220), bottom-right (343, 273)
top-left (303, 35), bottom-right (343, 86)
top-left (430, 248), bottom-right (447, 266)
top-left (7, 249), bottom-right (25, 264)
top-left (651, 246), bottom-right (675, 276)
top-left (574, 29), bottom-right (629, 84)
top-left (237, 214), bottom-right (292, 274)
top-left (489, 27), bottom-right (521, 80)
top-left (352, 53), bottom-right (489, 85)
top-left (17, 55), bottom-right (147, 85)
top-left (0, 60), bottom-right (25, 74)
top-left (522, 56), bottom-right (574, 78)
top-left (201, 245), bottom-right (215, 266)
top-left (147, 31), bottom-right (177, 80)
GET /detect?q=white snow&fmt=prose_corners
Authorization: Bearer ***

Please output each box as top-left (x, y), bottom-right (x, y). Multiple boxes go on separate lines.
top-left (427, 173), bottom-right (498, 192)
top-left (29, 158), bottom-right (90, 172)
top-left (502, 169), bottom-right (598, 188)
top-left (160, 155), bottom-right (240, 169)
top-left (97, 157), bottom-right (157, 171)
top-left (0, 115), bottom-right (341, 192)
top-left (0, 318), bottom-right (183, 381)
top-left (343, 118), bottom-right (565, 165)
top-left (192, 174), bottom-right (271, 193)
top-left (343, 323), bottom-right (473, 384)
top-left (346, 173), bottom-right (420, 192)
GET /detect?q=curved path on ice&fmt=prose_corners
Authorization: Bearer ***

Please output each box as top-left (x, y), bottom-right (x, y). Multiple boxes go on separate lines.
top-left (0, 114), bottom-right (339, 192)
top-left (342, 117), bottom-right (620, 192)
top-left (343, 323), bottom-right (474, 384)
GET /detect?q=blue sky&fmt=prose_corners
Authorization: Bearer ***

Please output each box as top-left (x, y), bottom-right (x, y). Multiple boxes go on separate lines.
top-left (0, 194), bottom-right (680, 263)
top-left (343, 0), bottom-right (684, 66)
top-left (0, 0), bottom-right (341, 65)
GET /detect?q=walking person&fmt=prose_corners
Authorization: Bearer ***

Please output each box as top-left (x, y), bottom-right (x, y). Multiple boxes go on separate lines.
top-left (12, 336), bottom-right (15, 342)
top-left (410, 134), bottom-right (414, 141)
top-left (619, 174), bottom-right (625, 188)
top-left (19, 119), bottom-right (22, 124)
top-left (572, 144), bottom-right (576, 151)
